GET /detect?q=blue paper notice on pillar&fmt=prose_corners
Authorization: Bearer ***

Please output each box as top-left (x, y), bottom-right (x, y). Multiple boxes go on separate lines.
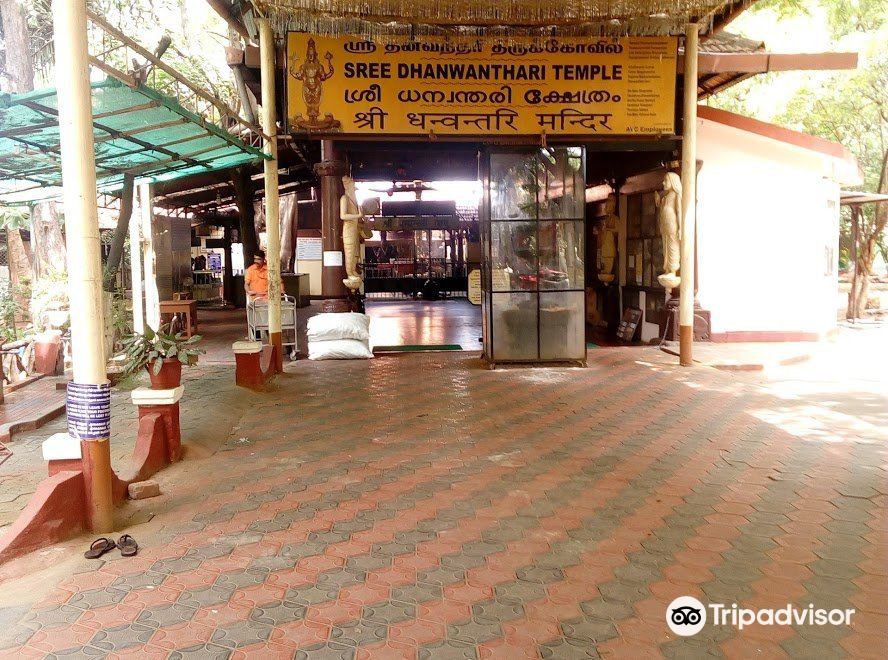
top-left (67, 382), bottom-right (111, 440)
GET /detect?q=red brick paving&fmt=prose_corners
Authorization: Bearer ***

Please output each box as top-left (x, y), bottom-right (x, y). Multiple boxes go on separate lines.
top-left (0, 349), bottom-right (884, 659)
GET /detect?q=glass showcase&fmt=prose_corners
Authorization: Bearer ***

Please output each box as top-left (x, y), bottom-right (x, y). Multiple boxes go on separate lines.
top-left (480, 147), bottom-right (586, 363)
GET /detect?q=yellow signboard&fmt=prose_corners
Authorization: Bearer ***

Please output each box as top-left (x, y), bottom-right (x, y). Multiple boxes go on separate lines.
top-left (286, 35), bottom-right (677, 137)
top-left (467, 269), bottom-right (481, 305)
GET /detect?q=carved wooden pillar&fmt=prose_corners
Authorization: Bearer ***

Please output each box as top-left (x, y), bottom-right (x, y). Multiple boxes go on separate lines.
top-left (314, 140), bottom-right (349, 304)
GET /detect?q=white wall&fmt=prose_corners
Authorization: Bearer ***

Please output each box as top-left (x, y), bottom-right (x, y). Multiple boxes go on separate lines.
top-left (696, 118), bottom-right (840, 339)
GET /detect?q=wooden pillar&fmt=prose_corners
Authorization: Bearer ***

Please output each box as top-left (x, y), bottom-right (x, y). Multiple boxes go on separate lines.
top-left (222, 224), bottom-right (234, 304)
top-left (679, 23), bottom-right (699, 367)
top-left (258, 18), bottom-right (283, 370)
top-left (315, 140), bottom-right (349, 303)
top-left (232, 168), bottom-right (259, 262)
top-left (53, 0), bottom-right (113, 533)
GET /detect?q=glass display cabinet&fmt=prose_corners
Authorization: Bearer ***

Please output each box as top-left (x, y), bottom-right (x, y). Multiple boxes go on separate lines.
top-left (480, 147), bottom-right (586, 365)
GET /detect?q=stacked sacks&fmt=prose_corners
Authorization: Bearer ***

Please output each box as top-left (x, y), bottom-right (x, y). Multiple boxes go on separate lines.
top-left (307, 313), bottom-right (373, 360)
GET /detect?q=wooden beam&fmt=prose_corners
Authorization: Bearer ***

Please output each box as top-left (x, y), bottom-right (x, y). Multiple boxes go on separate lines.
top-left (205, 0), bottom-right (250, 42)
top-left (687, 51), bottom-right (858, 74)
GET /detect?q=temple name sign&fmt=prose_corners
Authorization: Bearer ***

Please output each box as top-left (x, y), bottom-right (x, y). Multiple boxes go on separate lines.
top-left (286, 35), bottom-right (677, 137)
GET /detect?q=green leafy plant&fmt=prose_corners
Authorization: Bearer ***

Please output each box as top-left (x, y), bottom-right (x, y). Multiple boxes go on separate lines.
top-left (29, 270), bottom-right (68, 330)
top-left (109, 283), bottom-right (133, 352)
top-left (120, 323), bottom-right (204, 377)
top-left (0, 281), bottom-right (21, 343)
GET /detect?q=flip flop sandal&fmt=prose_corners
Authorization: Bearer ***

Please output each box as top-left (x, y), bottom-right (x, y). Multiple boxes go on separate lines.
top-left (84, 537), bottom-right (116, 559)
top-left (118, 534), bottom-right (139, 557)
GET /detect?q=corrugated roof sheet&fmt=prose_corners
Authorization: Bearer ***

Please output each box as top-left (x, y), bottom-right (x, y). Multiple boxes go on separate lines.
top-left (0, 78), bottom-right (268, 204)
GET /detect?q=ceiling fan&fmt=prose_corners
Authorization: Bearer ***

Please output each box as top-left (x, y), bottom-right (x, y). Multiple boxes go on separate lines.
top-left (370, 179), bottom-right (436, 200)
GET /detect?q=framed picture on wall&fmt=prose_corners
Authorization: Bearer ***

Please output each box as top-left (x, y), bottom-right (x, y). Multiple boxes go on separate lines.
top-left (625, 187), bottom-right (666, 293)
top-left (642, 240), bottom-right (652, 287)
top-left (641, 192), bottom-right (658, 237)
top-left (627, 195), bottom-right (642, 238)
top-left (645, 291), bottom-right (664, 324)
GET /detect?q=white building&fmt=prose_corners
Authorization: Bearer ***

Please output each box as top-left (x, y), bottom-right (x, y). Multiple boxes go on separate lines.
top-left (622, 105), bottom-right (860, 343)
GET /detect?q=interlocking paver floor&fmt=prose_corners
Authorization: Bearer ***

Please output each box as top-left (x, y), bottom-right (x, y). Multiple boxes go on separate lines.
top-left (0, 347), bottom-right (885, 659)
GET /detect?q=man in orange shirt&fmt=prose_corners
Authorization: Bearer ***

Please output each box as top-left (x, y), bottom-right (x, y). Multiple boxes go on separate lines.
top-left (244, 251), bottom-right (282, 300)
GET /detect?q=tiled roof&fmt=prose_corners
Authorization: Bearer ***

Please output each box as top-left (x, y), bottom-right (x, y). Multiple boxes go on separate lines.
top-left (700, 31), bottom-right (766, 54)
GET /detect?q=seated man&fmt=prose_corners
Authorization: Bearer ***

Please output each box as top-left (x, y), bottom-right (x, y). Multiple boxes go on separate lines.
top-left (244, 250), bottom-right (283, 301)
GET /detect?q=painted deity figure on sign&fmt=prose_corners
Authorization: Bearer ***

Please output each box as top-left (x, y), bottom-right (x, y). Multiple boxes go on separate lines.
top-left (657, 172), bottom-right (682, 290)
top-left (340, 175), bottom-right (375, 291)
top-left (289, 38), bottom-right (340, 131)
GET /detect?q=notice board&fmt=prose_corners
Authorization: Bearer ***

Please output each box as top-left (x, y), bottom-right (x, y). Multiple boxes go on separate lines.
top-left (468, 269), bottom-right (481, 305)
top-left (296, 237), bottom-right (323, 261)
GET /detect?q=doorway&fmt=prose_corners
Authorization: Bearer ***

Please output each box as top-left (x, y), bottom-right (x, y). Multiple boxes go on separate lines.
top-left (355, 178), bottom-right (483, 350)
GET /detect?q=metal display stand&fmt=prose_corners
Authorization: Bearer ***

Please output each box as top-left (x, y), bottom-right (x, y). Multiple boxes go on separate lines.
top-left (480, 146), bottom-right (587, 366)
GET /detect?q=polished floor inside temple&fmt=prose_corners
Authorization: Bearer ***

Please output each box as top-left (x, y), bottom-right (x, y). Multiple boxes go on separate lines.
top-left (364, 300), bottom-right (482, 350)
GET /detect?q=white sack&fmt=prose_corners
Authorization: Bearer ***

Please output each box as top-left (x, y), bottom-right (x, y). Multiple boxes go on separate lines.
top-left (307, 312), bottom-right (371, 342)
top-left (308, 338), bottom-right (374, 360)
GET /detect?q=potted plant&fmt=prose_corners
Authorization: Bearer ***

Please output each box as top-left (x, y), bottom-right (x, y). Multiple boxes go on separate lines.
top-left (120, 324), bottom-right (204, 389)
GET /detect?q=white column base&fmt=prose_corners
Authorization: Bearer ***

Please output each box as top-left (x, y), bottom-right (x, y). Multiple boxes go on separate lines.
top-left (131, 385), bottom-right (184, 406)
top-left (42, 433), bottom-right (83, 461)
top-left (233, 340), bottom-right (263, 354)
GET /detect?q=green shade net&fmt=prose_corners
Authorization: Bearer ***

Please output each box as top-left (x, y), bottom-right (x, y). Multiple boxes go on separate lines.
top-left (0, 78), bottom-right (267, 204)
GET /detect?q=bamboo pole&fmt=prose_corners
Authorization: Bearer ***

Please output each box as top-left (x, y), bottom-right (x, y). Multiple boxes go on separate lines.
top-left (258, 18), bottom-right (284, 370)
top-left (679, 22), bottom-right (699, 367)
top-left (140, 183), bottom-right (161, 331)
top-left (52, 0), bottom-right (113, 533)
top-left (129, 194), bottom-right (145, 335)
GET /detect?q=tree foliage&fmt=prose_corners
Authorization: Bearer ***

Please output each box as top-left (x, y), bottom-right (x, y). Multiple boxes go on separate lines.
top-left (711, 0), bottom-right (887, 311)
top-left (722, 0), bottom-right (886, 170)
top-left (0, 0), bottom-right (240, 330)
top-left (1, 0), bottom-right (236, 106)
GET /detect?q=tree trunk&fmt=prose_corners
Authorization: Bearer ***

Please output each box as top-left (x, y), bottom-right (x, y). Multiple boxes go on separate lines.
top-left (30, 202), bottom-right (66, 279)
top-left (849, 239), bottom-right (872, 319)
top-left (232, 168), bottom-right (259, 262)
top-left (0, 0), bottom-right (34, 93)
top-left (2, 0), bottom-right (68, 291)
top-left (103, 175), bottom-right (135, 290)
top-left (1, 0), bottom-right (35, 313)
top-left (878, 239), bottom-right (888, 274)
top-left (7, 228), bottom-right (31, 319)
top-left (846, 147), bottom-right (888, 320)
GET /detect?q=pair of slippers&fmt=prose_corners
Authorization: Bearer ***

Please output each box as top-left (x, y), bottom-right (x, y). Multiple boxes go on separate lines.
top-left (84, 534), bottom-right (138, 559)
